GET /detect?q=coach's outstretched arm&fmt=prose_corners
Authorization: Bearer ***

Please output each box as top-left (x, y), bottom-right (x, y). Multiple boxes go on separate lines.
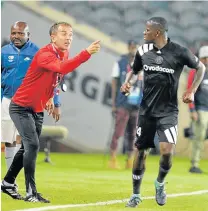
top-left (183, 61), bottom-right (206, 104)
top-left (37, 40), bottom-right (101, 75)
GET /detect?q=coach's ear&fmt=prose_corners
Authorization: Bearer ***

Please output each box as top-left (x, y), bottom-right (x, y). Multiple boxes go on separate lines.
top-left (51, 34), bottom-right (56, 43)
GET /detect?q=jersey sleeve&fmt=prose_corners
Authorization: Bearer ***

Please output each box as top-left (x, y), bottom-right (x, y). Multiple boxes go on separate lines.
top-left (181, 47), bottom-right (199, 69)
top-left (132, 51), bottom-right (143, 75)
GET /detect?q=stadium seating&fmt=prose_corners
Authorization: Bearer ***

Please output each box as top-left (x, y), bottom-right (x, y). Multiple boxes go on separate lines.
top-left (43, 1), bottom-right (208, 49)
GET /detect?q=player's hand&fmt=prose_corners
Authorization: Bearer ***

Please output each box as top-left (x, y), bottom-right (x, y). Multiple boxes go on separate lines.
top-left (45, 98), bottom-right (54, 116)
top-left (86, 40), bottom-right (101, 55)
top-left (190, 111), bottom-right (198, 121)
top-left (120, 83), bottom-right (131, 95)
top-left (52, 107), bottom-right (61, 122)
top-left (182, 91), bottom-right (194, 104)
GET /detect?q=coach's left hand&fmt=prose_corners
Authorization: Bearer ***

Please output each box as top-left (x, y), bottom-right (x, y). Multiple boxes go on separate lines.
top-left (52, 107), bottom-right (61, 122)
top-left (182, 90), bottom-right (194, 104)
top-left (46, 98), bottom-right (54, 115)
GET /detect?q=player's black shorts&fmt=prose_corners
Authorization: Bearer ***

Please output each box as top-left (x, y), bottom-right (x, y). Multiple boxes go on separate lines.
top-left (135, 114), bottom-right (178, 150)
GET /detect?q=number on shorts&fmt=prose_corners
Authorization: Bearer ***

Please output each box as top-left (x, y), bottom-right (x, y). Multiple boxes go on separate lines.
top-left (137, 127), bottom-right (141, 137)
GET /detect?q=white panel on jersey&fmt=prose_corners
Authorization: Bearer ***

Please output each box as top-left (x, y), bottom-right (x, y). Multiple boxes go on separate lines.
top-left (138, 46), bottom-right (144, 56)
top-left (149, 43), bottom-right (154, 50)
top-left (143, 44), bottom-right (149, 53)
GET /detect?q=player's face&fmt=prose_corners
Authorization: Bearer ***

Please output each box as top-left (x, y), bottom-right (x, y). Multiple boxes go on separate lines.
top-left (143, 23), bottom-right (159, 42)
top-left (52, 25), bottom-right (73, 51)
top-left (128, 44), bottom-right (137, 56)
top-left (10, 26), bottom-right (29, 48)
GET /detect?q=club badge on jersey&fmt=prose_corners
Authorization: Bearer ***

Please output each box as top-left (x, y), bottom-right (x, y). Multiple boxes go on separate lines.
top-left (52, 44), bottom-right (67, 92)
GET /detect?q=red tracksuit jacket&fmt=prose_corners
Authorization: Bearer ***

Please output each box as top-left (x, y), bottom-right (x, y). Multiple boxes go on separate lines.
top-left (13, 44), bottom-right (91, 112)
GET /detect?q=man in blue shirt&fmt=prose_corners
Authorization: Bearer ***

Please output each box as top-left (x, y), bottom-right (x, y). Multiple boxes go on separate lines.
top-left (1, 21), bottom-right (61, 182)
top-left (110, 40), bottom-right (143, 169)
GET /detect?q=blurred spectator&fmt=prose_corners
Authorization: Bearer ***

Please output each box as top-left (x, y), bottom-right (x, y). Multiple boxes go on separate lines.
top-left (187, 45), bottom-right (208, 174)
top-left (109, 40), bottom-right (143, 169)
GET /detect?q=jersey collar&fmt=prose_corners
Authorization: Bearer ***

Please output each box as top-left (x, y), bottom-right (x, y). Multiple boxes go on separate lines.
top-left (153, 38), bottom-right (171, 51)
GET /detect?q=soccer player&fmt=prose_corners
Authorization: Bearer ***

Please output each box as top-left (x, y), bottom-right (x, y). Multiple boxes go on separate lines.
top-left (1, 22), bottom-right (100, 203)
top-left (120, 17), bottom-right (206, 207)
top-left (1, 21), bottom-right (61, 176)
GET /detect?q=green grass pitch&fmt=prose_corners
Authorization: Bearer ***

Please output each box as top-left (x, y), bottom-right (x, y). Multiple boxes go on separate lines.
top-left (1, 153), bottom-right (208, 211)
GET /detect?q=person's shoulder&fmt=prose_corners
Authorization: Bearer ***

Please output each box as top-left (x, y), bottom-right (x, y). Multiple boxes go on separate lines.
top-left (37, 44), bottom-right (52, 53)
top-left (137, 43), bottom-right (154, 56)
top-left (35, 44), bottom-right (55, 59)
top-left (1, 43), bottom-right (12, 53)
top-left (28, 41), bottom-right (39, 51)
top-left (120, 54), bottom-right (128, 59)
top-left (169, 40), bottom-right (186, 52)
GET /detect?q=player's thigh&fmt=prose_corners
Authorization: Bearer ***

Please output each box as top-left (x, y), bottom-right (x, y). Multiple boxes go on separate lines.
top-left (1, 119), bottom-right (17, 143)
top-left (1, 97), bottom-right (11, 120)
top-left (1, 97), bottom-right (16, 143)
top-left (135, 115), bottom-right (157, 150)
top-left (157, 114), bottom-right (178, 145)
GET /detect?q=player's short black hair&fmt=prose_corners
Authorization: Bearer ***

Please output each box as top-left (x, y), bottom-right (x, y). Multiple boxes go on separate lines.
top-left (147, 17), bottom-right (168, 33)
top-left (49, 22), bottom-right (72, 35)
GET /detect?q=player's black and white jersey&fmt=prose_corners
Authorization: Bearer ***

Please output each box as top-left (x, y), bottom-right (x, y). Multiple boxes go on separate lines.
top-left (133, 39), bottom-right (199, 117)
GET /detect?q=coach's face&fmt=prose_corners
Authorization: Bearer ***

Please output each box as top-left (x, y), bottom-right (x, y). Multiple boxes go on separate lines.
top-left (51, 25), bottom-right (73, 51)
top-left (10, 25), bottom-right (29, 48)
top-left (144, 22), bottom-right (160, 42)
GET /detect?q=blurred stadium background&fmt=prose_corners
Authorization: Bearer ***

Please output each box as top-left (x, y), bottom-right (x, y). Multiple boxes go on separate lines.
top-left (1, 0), bottom-right (208, 157)
top-left (1, 1), bottom-right (208, 211)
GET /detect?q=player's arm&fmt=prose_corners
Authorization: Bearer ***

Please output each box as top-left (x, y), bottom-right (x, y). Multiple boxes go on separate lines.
top-left (121, 51), bottom-right (143, 94)
top-left (37, 40), bottom-right (100, 75)
top-left (188, 61), bottom-right (206, 94)
top-left (187, 70), bottom-right (198, 121)
top-left (182, 48), bottom-right (206, 103)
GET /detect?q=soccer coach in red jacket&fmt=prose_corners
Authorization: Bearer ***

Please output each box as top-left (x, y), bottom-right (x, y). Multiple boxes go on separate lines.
top-left (1, 22), bottom-right (101, 203)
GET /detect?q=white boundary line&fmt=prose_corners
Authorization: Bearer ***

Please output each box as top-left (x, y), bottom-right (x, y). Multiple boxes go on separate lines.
top-left (13, 190), bottom-right (208, 211)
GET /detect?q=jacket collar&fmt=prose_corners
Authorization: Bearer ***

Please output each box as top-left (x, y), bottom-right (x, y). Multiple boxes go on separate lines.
top-left (10, 40), bottom-right (31, 52)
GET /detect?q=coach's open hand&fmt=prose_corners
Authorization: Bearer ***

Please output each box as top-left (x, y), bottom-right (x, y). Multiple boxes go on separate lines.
top-left (86, 40), bottom-right (101, 55)
top-left (182, 90), bottom-right (194, 104)
top-left (46, 98), bottom-right (54, 116)
top-left (120, 83), bottom-right (131, 95)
